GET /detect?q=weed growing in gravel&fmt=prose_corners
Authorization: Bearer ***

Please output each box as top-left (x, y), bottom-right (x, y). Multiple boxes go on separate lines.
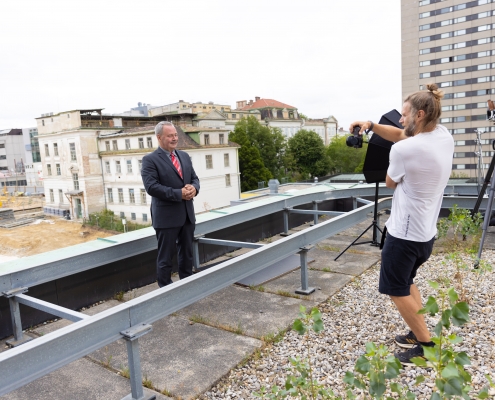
top-left (437, 205), bottom-right (482, 252)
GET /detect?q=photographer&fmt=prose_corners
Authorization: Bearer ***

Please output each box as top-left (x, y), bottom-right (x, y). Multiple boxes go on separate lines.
top-left (350, 83), bottom-right (454, 366)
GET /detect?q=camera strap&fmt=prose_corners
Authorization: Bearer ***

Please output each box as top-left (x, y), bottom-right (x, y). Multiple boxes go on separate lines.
top-left (379, 226), bottom-right (387, 250)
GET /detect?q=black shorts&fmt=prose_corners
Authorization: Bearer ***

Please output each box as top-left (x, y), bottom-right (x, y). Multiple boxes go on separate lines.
top-left (379, 233), bottom-right (435, 297)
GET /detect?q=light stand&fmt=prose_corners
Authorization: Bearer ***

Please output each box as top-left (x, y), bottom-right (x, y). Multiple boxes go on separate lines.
top-left (334, 110), bottom-right (402, 261)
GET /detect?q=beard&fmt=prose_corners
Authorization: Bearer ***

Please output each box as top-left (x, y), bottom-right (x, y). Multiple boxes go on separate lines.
top-left (404, 120), bottom-right (416, 137)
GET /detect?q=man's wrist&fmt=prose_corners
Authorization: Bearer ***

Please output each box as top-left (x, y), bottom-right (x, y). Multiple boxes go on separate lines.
top-left (368, 121), bottom-right (374, 131)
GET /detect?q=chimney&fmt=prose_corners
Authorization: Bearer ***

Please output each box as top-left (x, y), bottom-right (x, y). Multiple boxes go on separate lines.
top-left (249, 100), bottom-right (253, 105)
top-left (255, 96), bottom-right (260, 102)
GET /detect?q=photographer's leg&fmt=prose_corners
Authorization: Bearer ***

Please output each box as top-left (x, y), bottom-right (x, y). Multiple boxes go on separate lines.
top-left (390, 294), bottom-right (430, 343)
top-left (410, 284), bottom-right (423, 308)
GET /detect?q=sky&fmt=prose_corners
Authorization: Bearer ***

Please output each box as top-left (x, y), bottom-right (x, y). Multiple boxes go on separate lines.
top-left (0, 0), bottom-right (402, 131)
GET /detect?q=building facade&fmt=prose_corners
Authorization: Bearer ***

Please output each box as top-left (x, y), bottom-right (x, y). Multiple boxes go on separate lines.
top-left (36, 109), bottom-right (240, 221)
top-left (402, 0), bottom-right (495, 176)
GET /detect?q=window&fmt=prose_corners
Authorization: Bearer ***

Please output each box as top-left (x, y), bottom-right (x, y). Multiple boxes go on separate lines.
top-left (224, 153), bottom-right (230, 167)
top-left (141, 189), bottom-right (147, 204)
top-left (131, 213), bottom-right (136, 221)
top-left (42, 120), bottom-right (45, 126)
top-left (142, 213), bottom-right (148, 222)
top-left (73, 173), bottom-right (79, 190)
top-left (120, 212), bottom-right (125, 219)
top-left (105, 141), bottom-right (110, 151)
top-left (205, 155), bottom-right (213, 169)
top-left (108, 188), bottom-right (113, 203)
top-left (118, 188), bottom-right (124, 203)
top-left (112, 140), bottom-right (118, 151)
top-left (116, 161), bottom-right (121, 173)
top-left (225, 174), bottom-right (231, 187)
top-left (125, 139), bottom-right (130, 150)
top-left (420, 60), bottom-right (431, 67)
top-left (49, 189), bottom-right (54, 203)
top-left (56, 164), bottom-right (61, 175)
top-left (58, 189), bottom-right (64, 203)
top-left (127, 160), bottom-right (132, 173)
top-left (138, 138), bottom-right (144, 149)
top-left (147, 137), bottom-right (153, 148)
top-left (232, 114), bottom-right (236, 119)
top-left (47, 164), bottom-right (52, 175)
top-left (105, 161), bottom-right (110, 173)
top-left (69, 143), bottom-right (76, 161)
top-left (204, 134), bottom-right (210, 145)
top-left (138, 159), bottom-right (142, 171)
top-left (53, 143), bottom-right (59, 156)
top-left (45, 144), bottom-right (50, 156)
top-left (129, 189), bottom-right (135, 203)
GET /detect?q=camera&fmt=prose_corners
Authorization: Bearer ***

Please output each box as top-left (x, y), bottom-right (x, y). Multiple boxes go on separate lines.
top-left (346, 126), bottom-right (363, 148)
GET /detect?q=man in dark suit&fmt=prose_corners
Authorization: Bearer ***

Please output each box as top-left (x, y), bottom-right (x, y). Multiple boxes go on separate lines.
top-left (141, 121), bottom-right (200, 287)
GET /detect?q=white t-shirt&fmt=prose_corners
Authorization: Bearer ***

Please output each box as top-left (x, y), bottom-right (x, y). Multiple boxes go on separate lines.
top-left (385, 125), bottom-right (454, 242)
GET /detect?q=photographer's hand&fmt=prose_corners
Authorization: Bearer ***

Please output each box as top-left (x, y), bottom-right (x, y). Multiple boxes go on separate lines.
top-left (349, 121), bottom-right (371, 136)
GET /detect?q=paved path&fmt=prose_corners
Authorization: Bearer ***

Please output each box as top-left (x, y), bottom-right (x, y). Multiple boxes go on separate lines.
top-left (3, 218), bottom-right (492, 399)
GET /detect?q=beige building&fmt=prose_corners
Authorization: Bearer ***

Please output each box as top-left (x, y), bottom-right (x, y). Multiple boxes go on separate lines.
top-left (402, 0), bottom-right (495, 177)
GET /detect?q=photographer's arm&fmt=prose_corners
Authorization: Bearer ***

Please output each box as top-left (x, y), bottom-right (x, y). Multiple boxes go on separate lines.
top-left (386, 174), bottom-right (398, 189)
top-left (349, 121), bottom-right (407, 142)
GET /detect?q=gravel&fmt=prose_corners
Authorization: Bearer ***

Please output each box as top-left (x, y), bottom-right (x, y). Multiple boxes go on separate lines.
top-left (203, 249), bottom-right (495, 399)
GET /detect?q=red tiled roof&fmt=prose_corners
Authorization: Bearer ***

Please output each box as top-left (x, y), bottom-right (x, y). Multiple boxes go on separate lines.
top-left (239, 99), bottom-right (297, 111)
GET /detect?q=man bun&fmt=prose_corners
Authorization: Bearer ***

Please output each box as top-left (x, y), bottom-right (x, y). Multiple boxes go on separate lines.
top-left (426, 83), bottom-right (444, 100)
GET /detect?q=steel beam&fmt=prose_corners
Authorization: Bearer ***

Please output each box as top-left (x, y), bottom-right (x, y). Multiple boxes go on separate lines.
top-left (197, 238), bottom-right (264, 249)
top-left (288, 210), bottom-right (344, 216)
top-left (15, 294), bottom-right (89, 322)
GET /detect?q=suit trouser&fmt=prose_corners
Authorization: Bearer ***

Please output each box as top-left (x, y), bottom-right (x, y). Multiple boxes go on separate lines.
top-left (155, 218), bottom-right (195, 287)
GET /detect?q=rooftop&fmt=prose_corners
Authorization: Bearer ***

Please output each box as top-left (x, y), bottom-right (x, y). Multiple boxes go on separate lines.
top-left (238, 98), bottom-right (297, 111)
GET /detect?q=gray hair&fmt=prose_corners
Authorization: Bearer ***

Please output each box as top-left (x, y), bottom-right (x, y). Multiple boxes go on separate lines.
top-left (154, 121), bottom-right (174, 136)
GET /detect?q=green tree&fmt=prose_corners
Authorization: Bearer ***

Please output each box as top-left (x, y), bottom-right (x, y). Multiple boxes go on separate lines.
top-left (287, 129), bottom-right (331, 179)
top-left (326, 134), bottom-right (368, 174)
top-left (229, 120), bottom-right (272, 192)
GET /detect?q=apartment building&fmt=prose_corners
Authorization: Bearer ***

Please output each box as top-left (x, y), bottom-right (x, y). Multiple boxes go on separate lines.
top-left (402, 0), bottom-right (495, 176)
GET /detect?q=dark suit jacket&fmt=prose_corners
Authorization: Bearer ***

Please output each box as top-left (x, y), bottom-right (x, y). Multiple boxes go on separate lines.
top-left (141, 147), bottom-right (200, 229)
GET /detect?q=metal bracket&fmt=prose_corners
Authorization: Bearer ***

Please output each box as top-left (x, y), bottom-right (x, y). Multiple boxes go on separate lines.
top-left (2, 287), bottom-right (28, 298)
top-left (295, 246), bottom-right (316, 295)
top-left (120, 324), bottom-right (153, 341)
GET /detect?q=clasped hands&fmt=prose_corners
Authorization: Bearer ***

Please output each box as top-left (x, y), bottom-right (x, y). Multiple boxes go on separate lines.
top-left (181, 184), bottom-right (196, 200)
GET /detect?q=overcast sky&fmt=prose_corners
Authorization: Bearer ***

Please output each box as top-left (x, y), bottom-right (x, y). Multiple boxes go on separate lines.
top-left (0, 0), bottom-right (402, 131)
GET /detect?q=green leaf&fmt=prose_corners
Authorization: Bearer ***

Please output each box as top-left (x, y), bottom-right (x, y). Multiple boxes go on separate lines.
top-left (355, 355), bottom-right (370, 374)
top-left (415, 375), bottom-right (425, 385)
top-left (423, 346), bottom-right (437, 362)
top-left (424, 296), bottom-right (439, 315)
top-left (448, 288), bottom-right (459, 304)
top-left (441, 362), bottom-right (460, 379)
top-left (455, 352), bottom-right (471, 366)
top-left (428, 281), bottom-right (440, 290)
top-left (310, 308), bottom-right (322, 321)
top-left (451, 302), bottom-right (470, 326)
top-left (353, 378), bottom-right (367, 390)
top-left (441, 309), bottom-right (452, 329)
top-left (434, 321), bottom-right (443, 337)
top-left (444, 378), bottom-right (463, 396)
top-left (343, 371), bottom-right (355, 386)
top-left (365, 342), bottom-right (377, 355)
top-left (384, 359), bottom-right (401, 379)
top-left (448, 333), bottom-right (463, 345)
top-left (292, 319), bottom-right (306, 335)
top-left (390, 382), bottom-right (401, 393)
top-left (477, 387), bottom-right (489, 399)
top-left (312, 319), bottom-right (324, 333)
top-left (411, 356), bottom-right (428, 367)
top-left (370, 380), bottom-right (386, 398)
top-left (430, 391), bottom-right (442, 400)
top-left (406, 391), bottom-right (417, 400)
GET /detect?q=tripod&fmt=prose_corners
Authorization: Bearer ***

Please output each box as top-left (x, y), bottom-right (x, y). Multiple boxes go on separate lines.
top-left (474, 139), bottom-right (495, 267)
top-left (334, 182), bottom-right (383, 261)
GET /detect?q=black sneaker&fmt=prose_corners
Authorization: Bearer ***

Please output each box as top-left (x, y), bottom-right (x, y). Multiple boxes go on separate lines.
top-left (394, 344), bottom-right (432, 367)
top-left (395, 330), bottom-right (419, 349)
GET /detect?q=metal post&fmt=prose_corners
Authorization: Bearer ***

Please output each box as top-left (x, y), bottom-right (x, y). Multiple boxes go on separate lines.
top-left (376, 211), bottom-right (382, 243)
top-left (281, 208), bottom-right (290, 236)
top-left (3, 288), bottom-right (34, 347)
top-left (120, 324), bottom-right (155, 400)
top-left (312, 201), bottom-right (318, 226)
top-left (192, 236), bottom-right (203, 271)
top-left (352, 197), bottom-right (357, 210)
top-left (295, 246), bottom-right (315, 295)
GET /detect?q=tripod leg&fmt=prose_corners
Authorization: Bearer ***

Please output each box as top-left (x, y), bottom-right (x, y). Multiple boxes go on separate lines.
top-left (475, 164), bottom-right (495, 267)
top-left (334, 222), bottom-right (374, 261)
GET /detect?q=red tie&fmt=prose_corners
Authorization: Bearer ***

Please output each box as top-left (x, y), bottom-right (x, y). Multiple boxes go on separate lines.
top-left (170, 153), bottom-right (183, 178)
